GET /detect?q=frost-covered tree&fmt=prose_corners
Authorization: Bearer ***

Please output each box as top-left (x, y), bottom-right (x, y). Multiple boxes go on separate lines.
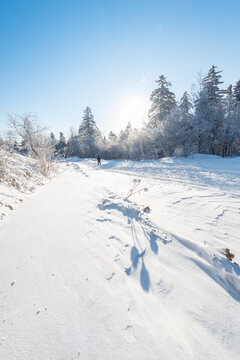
top-left (78, 107), bottom-right (102, 157)
top-left (117, 122), bottom-right (133, 158)
top-left (8, 113), bottom-right (54, 175)
top-left (162, 93), bottom-right (194, 156)
top-left (224, 85), bottom-right (235, 116)
top-left (202, 65), bottom-right (224, 102)
top-left (179, 92), bottom-right (192, 121)
top-left (221, 85), bottom-right (235, 156)
top-left (55, 132), bottom-right (67, 154)
top-left (148, 75), bottom-right (176, 128)
top-left (233, 80), bottom-right (240, 104)
top-left (147, 75), bottom-right (176, 157)
top-left (66, 135), bottom-right (80, 157)
top-left (106, 131), bottom-right (120, 159)
top-left (230, 100), bottom-right (240, 155)
top-left (50, 132), bottom-right (57, 148)
top-left (193, 66), bottom-right (224, 154)
top-left (108, 131), bottom-right (117, 143)
top-left (126, 128), bottom-right (147, 160)
top-left (58, 67), bottom-right (240, 160)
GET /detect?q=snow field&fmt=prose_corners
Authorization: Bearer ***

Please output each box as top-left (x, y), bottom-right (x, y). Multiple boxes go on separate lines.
top-left (0, 155), bottom-right (240, 359)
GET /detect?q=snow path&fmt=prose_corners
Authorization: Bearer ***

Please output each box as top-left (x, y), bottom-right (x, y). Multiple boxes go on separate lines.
top-left (0, 157), bottom-right (240, 359)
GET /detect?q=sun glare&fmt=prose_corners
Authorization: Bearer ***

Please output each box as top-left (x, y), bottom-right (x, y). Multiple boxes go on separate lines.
top-left (115, 95), bottom-right (150, 131)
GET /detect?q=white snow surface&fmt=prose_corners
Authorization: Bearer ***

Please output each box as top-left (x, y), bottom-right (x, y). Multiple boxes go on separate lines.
top-left (0, 154), bottom-right (240, 359)
top-left (0, 153), bottom-right (46, 220)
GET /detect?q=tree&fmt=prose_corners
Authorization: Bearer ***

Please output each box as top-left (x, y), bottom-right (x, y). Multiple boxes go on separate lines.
top-left (78, 107), bottom-right (102, 157)
top-left (193, 66), bottom-right (224, 155)
top-left (179, 92), bottom-right (192, 121)
top-left (147, 75), bottom-right (176, 157)
top-left (234, 80), bottom-right (240, 104)
top-left (221, 85), bottom-right (235, 156)
top-left (224, 85), bottom-right (235, 116)
top-left (106, 131), bottom-right (120, 159)
top-left (50, 132), bottom-right (57, 147)
top-left (202, 65), bottom-right (224, 102)
top-left (118, 122), bottom-right (133, 158)
top-left (8, 113), bottom-right (54, 175)
top-left (55, 132), bottom-right (67, 154)
top-left (148, 75), bottom-right (176, 128)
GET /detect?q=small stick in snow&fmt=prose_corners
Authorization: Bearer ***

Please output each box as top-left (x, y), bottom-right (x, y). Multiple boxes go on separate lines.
top-left (123, 179), bottom-right (148, 201)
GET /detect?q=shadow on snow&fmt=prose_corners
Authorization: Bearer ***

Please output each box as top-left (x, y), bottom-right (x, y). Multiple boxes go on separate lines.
top-left (98, 199), bottom-right (163, 292)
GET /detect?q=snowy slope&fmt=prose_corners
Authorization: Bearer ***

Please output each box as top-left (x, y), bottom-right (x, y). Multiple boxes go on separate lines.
top-left (0, 155), bottom-right (240, 360)
top-left (0, 153), bottom-right (46, 220)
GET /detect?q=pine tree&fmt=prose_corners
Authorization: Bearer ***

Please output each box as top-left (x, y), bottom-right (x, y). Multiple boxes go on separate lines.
top-left (59, 132), bottom-right (66, 145)
top-left (194, 66), bottom-right (224, 154)
top-left (78, 107), bottom-right (101, 157)
top-left (55, 132), bottom-right (66, 154)
top-left (179, 92), bottom-right (192, 121)
top-left (147, 75), bottom-right (176, 157)
top-left (233, 80), bottom-right (240, 104)
top-left (224, 85), bottom-right (235, 116)
top-left (202, 65), bottom-right (224, 101)
top-left (108, 131), bottom-right (117, 143)
top-left (148, 75), bottom-right (176, 128)
top-left (50, 132), bottom-right (56, 146)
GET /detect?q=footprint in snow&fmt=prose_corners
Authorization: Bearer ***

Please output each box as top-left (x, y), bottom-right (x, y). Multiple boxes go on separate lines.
top-left (114, 254), bottom-right (120, 262)
top-left (107, 272), bottom-right (115, 281)
top-left (96, 218), bottom-right (111, 222)
top-left (123, 325), bottom-right (136, 343)
top-left (157, 279), bottom-right (172, 296)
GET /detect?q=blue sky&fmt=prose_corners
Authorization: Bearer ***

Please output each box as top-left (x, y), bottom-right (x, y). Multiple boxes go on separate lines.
top-left (0, 0), bottom-right (240, 138)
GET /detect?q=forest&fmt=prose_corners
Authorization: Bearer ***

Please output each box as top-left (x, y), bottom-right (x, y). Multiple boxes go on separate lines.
top-left (2, 65), bottom-right (240, 162)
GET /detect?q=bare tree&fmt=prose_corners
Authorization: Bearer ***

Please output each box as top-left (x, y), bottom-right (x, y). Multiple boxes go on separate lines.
top-left (8, 113), bottom-right (55, 176)
top-left (0, 137), bottom-right (12, 180)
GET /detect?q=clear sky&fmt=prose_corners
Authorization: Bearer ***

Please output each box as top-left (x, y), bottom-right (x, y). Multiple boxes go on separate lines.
top-left (0, 0), bottom-right (240, 138)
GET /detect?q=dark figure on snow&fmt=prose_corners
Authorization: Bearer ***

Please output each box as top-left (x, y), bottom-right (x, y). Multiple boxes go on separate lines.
top-left (97, 155), bottom-right (101, 165)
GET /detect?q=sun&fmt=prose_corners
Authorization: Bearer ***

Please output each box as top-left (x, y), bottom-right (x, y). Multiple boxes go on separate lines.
top-left (115, 95), bottom-right (150, 131)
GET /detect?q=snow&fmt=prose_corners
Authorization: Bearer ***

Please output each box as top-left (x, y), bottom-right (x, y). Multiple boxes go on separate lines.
top-left (0, 154), bottom-right (46, 220)
top-left (0, 155), bottom-right (240, 359)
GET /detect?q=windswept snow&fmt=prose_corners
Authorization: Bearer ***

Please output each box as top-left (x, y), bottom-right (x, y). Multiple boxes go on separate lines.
top-left (0, 155), bottom-right (240, 359)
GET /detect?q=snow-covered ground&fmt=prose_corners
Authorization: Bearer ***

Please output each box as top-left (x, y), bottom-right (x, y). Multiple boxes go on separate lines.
top-left (0, 153), bottom-right (46, 220)
top-left (0, 155), bottom-right (240, 359)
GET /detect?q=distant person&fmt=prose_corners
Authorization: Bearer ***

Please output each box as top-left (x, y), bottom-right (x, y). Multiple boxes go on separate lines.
top-left (97, 154), bottom-right (101, 165)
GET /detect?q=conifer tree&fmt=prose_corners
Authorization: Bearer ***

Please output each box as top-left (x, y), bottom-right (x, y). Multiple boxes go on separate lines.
top-left (148, 75), bottom-right (176, 128)
top-left (179, 92), bottom-right (192, 121)
top-left (194, 66), bottom-right (224, 154)
top-left (233, 80), bottom-right (240, 104)
top-left (202, 65), bottom-right (224, 101)
top-left (55, 132), bottom-right (66, 154)
top-left (78, 107), bottom-right (101, 157)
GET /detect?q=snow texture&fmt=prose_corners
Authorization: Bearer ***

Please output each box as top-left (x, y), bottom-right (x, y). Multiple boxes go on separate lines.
top-left (0, 154), bottom-right (240, 359)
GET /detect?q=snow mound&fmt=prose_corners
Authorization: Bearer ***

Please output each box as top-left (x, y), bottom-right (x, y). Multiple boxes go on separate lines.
top-left (0, 153), bottom-right (46, 219)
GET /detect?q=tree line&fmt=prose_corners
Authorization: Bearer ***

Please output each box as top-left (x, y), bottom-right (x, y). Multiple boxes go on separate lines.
top-left (52, 65), bottom-right (240, 159)
top-left (3, 65), bottom-right (240, 161)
